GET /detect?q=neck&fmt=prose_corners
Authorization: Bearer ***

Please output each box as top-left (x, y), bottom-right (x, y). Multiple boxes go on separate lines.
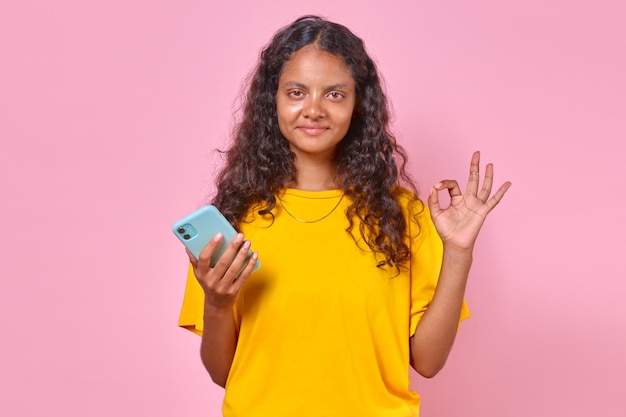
top-left (289, 156), bottom-right (340, 191)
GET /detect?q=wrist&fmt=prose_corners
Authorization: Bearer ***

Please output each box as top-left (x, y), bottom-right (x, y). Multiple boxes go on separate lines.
top-left (443, 241), bottom-right (474, 255)
top-left (203, 302), bottom-right (234, 317)
top-left (441, 244), bottom-right (474, 271)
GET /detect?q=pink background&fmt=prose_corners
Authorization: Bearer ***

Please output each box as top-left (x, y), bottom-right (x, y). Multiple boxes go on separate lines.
top-left (1, 1), bottom-right (625, 416)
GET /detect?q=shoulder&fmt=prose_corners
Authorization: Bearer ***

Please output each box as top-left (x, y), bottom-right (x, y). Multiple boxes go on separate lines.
top-left (392, 185), bottom-right (427, 219)
top-left (392, 186), bottom-right (439, 244)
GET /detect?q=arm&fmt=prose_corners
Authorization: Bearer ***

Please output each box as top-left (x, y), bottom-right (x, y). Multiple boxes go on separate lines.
top-left (199, 303), bottom-right (238, 387)
top-left (187, 232), bottom-right (258, 387)
top-left (410, 151), bottom-right (511, 378)
top-left (410, 246), bottom-right (471, 377)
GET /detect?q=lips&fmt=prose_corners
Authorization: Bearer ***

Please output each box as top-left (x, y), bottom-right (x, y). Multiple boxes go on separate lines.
top-left (298, 126), bottom-right (328, 136)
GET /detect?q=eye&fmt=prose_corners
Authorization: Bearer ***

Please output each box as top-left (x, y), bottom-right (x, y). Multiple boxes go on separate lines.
top-left (288, 90), bottom-right (305, 98)
top-left (327, 91), bottom-right (344, 101)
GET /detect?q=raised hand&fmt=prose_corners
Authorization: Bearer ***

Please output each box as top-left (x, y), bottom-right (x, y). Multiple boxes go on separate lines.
top-left (428, 151), bottom-right (511, 251)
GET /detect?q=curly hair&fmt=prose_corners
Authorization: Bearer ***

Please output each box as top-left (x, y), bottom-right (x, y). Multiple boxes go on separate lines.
top-left (212, 15), bottom-right (421, 271)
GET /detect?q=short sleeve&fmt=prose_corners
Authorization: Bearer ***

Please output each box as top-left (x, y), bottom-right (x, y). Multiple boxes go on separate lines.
top-left (178, 264), bottom-right (205, 335)
top-left (408, 205), bottom-right (470, 337)
top-left (178, 264), bottom-right (242, 336)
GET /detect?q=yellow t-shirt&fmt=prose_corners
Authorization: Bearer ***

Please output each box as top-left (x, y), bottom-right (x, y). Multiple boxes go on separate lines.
top-left (178, 188), bottom-right (470, 417)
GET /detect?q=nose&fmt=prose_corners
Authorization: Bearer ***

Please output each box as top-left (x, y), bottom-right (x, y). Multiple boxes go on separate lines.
top-left (302, 96), bottom-right (325, 119)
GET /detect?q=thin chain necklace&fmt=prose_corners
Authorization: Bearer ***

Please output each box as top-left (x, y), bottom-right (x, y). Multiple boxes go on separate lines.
top-left (277, 194), bottom-right (344, 223)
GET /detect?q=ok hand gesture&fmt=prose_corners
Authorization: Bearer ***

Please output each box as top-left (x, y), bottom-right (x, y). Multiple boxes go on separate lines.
top-left (428, 151), bottom-right (511, 251)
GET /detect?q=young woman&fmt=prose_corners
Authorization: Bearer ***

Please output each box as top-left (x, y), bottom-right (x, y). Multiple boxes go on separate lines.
top-left (178, 15), bottom-right (510, 417)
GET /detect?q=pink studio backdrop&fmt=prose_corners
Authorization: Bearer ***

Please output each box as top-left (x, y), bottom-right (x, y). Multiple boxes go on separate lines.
top-left (1, 1), bottom-right (624, 416)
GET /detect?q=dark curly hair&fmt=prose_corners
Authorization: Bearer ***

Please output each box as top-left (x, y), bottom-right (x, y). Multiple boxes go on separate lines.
top-left (212, 15), bottom-right (421, 270)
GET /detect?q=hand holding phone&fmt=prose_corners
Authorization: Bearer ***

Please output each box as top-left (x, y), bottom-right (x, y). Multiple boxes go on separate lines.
top-left (172, 205), bottom-right (260, 272)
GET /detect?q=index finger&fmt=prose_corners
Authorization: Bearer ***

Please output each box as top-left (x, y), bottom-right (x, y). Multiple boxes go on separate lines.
top-left (202, 232), bottom-right (247, 278)
top-left (195, 232), bottom-right (225, 273)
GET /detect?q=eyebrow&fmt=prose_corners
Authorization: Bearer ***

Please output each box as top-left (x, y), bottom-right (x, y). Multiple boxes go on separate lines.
top-left (282, 81), bottom-right (352, 90)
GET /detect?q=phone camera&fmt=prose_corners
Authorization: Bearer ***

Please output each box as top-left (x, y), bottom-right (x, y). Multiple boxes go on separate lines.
top-left (183, 234), bottom-right (191, 240)
top-left (177, 227), bottom-right (185, 234)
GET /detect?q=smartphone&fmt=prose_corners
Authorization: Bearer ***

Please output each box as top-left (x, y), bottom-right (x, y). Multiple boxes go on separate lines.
top-left (172, 205), bottom-right (260, 272)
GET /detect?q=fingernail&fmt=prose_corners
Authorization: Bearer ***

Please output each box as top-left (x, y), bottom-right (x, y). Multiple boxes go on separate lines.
top-left (235, 233), bottom-right (243, 242)
top-left (242, 240), bottom-right (251, 250)
top-left (213, 232), bottom-right (223, 241)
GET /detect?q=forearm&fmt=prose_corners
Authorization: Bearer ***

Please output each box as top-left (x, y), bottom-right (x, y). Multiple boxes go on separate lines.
top-left (200, 304), bottom-right (238, 387)
top-left (410, 246), bottom-right (472, 377)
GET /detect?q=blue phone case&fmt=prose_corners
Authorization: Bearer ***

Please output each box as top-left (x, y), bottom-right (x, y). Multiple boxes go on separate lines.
top-left (172, 205), bottom-right (260, 271)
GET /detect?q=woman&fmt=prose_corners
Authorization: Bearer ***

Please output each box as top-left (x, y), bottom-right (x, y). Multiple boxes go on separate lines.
top-left (178, 15), bottom-right (510, 416)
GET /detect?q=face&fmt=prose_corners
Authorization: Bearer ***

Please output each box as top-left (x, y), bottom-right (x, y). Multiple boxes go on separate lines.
top-left (275, 45), bottom-right (356, 162)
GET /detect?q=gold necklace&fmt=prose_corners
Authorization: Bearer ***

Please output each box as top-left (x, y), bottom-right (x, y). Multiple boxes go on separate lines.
top-left (277, 194), bottom-right (344, 223)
